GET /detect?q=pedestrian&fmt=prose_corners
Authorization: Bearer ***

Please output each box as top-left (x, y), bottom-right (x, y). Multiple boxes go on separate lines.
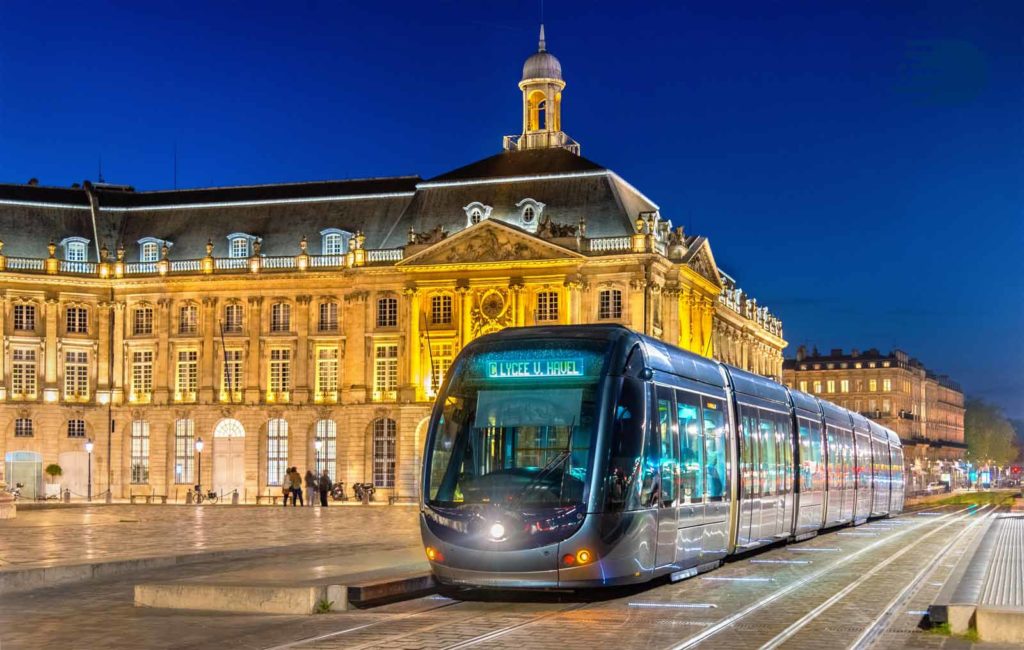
top-left (290, 467), bottom-right (303, 506)
top-left (319, 469), bottom-right (331, 507)
top-left (281, 478), bottom-right (290, 506)
top-left (304, 469), bottom-right (317, 506)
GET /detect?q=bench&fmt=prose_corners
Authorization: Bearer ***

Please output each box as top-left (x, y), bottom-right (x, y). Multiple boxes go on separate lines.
top-left (256, 493), bottom-right (286, 505)
top-left (129, 493), bottom-right (167, 504)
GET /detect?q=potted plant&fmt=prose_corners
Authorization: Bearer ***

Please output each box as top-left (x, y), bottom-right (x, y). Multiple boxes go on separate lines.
top-left (44, 464), bottom-right (63, 500)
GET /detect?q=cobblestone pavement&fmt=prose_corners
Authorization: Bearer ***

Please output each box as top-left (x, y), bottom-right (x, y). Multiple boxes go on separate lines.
top-left (0, 504), bottom-right (1017, 650)
top-left (0, 503), bottom-right (421, 569)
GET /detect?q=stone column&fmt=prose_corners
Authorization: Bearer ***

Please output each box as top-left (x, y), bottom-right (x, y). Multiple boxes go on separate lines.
top-left (245, 296), bottom-right (262, 403)
top-left (155, 298), bottom-right (171, 404)
top-left (678, 287), bottom-right (692, 351)
top-left (458, 284), bottom-right (473, 347)
top-left (701, 297), bottom-right (714, 358)
top-left (510, 281), bottom-right (525, 327)
top-left (342, 291), bottom-right (368, 403)
top-left (563, 278), bottom-right (582, 325)
top-left (96, 301), bottom-right (110, 391)
top-left (44, 297), bottom-right (59, 389)
top-left (629, 278), bottom-right (646, 333)
top-left (294, 295), bottom-right (311, 403)
top-left (201, 297), bottom-right (217, 403)
top-left (404, 286), bottom-right (421, 402)
top-left (112, 301), bottom-right (126, 403)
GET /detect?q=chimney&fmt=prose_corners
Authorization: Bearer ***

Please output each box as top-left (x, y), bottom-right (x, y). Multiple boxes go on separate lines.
top-left (830, 348), bottom-right (843, 358)
top-left (27, 178), bottom-right (38, 186)
top-left (796, 345), bottom-right (807, 361)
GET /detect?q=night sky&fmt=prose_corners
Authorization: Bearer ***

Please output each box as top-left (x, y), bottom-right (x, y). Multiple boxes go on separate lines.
top-left (1, 2), bottom-right (1021, 417)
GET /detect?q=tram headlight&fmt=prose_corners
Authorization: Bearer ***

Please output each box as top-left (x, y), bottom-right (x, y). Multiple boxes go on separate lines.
top-left (489, 522), bottom-right (506, 540)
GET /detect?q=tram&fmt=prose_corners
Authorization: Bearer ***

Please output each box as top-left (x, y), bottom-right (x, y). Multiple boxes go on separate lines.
top-left (420, 325), bottom-right (905, 588)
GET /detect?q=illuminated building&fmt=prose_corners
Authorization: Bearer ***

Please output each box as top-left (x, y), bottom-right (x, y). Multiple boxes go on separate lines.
top-left (0, 27), bottom-right (784, 501)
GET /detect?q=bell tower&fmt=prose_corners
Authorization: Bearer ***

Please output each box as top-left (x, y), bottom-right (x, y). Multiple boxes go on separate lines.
top-left (504, 25), bottom-right (580, 154)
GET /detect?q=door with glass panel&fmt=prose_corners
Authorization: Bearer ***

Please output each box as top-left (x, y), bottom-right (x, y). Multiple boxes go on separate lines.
top-left (700, 396), bottom-right (729, 561)
top-left (675, 389), bottom-right (704, 566)
top-left (653, 386), bottom-right (678, 568)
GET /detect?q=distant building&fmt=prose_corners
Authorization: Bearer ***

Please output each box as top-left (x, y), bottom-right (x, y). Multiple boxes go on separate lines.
top-left (783, 346), bottom-right (965, 491)
top-left (0, 27), bottom-right (785, 502)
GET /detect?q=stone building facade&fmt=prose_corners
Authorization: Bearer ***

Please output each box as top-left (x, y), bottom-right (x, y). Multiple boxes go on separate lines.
top-left (0, 29), bottom-right (785, 502)
top-left (782, 346), bottom-right (965, 491)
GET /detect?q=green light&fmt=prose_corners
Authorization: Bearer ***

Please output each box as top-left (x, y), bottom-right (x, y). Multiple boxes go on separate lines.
top-left (485, 357), bottom-right (584, 378)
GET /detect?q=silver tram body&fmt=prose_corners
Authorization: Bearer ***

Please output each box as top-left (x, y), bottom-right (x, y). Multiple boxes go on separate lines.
top-left (420, 325), bottom-right (905, 589)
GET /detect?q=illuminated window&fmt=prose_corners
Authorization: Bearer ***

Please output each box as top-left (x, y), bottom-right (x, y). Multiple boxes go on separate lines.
top-left (221, 349), bottom-right (243, 400)
top-left (66, 306), bottom-right (88, 333)
top-left (826, 379), bottom-right (835, 393)
top-left (316, 347), bottom-right (339, 400)
top-left (318, 302), bottom-right (339, 332)
top-left (813, 381), bottom-right (822, 394)
top-left (130, 420), bottom-right (150, 484)
top-left (64, 350), bottom-right (89, 399)
top-left (536, 291), bottom-right (559, 321)
top-left (374, 344), bottom-right (398, 400)
top-left (229, 236), bottom-right (251, 258)
top-left (176, 350), bottom-right (198, 400)
top-left (598, 289), bottom-right (622, 319)
top-left (131, 350), bottom-right (153, 400)
top-left (267, 419), bottom-right (288, 485)
top-left (320, 229), bottom-right (350, 256)
top-left (140, 241), bottom-right (160, 263)
top-left (799, 380), bottom-right (808, 392)
top-left (840, 379), bottom-right (849, 393)
top-left (523, 206), bottom-right (535, 222)
top-left (314, 419), bottom-right (337, 478)
top-left (269, 348), bottom-right (291, 395)
top-left (855, 362), bottom-right (862, 369)
top-left (882, 398), bottom-right (891, 414)
top-left (178, 304), bottom-right (198, 335)
top-left (173, 419), bottom-right (194, 484)
top-left (430, 295), bottom-right (452, 325)
top-left (883, 378), bottom-right (892, 392)
top-left (270, 302), bottom-right (291, 332)
top-left (882, 361), bottom-right (891, 368)
top-left (470, 209), bottom-right (482, 224)
top-left (133, 307), bottom-right (153, 335)
top-left (13, 304), bottom-right (36, 331)
top-left (67, 419), bottom-right (86, 439)
top-left (223, 304), bottom-right (243, 333)
top-left (377, 297), bottom-right (398, 328)
top-left (429, 342), bottom-right (454, 395)
top-left (62, 238), bottom-right (89, 262)
top-left (372, 418), bottom-right (397, 488)
top-left (869, 379), bottom-right (878, 392)
top-left (12, 348), bottom-right (37, 397)
top-left (15, 418), bottom-right (33, 437)
top-left (868, 362), bottom-right (876, 368)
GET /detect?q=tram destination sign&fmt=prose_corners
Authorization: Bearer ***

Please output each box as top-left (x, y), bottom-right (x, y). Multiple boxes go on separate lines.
top-left (485, 357), bottom-right (585, 379)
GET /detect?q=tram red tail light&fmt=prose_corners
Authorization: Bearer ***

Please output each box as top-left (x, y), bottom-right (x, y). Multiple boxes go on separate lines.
top-left (562, 554), bottom-right (576, 565)
top-left (425, 546), bottom-right (444, 563)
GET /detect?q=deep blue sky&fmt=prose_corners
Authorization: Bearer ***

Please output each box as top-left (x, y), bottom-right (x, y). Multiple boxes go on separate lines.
top-left (1, 2), bottom-right (1021, 417)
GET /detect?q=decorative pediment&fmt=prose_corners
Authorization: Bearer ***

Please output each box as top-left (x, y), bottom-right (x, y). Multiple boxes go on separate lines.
top-left (398, 219), bottom-right (584, 268)
top-left (680, 237), bottom-right (723, 287)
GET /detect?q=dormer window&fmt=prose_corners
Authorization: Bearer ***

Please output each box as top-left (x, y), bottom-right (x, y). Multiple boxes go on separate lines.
top-left (60, 237), bottom-right (90, 262)
top-left (227, 233), bottom-right (258, 258)
top-left (320, 228), bottom-right (351, 256)
top-left (515, 198), bottom-right (545, 231)
top-left (463, 202), bottom-right (493, 227)
top-left (137, 237), bottom-right (171, 263)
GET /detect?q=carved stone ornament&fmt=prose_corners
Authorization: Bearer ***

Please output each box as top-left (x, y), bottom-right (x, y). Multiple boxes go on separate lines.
top-left (689, 247), bottom-right (716, 281)
top-left (409, 225), bottom-right (448, 245)
top-left (440, 229), bottom-right (531, 263)
top-left (472, 288), bottom-right (513, 337)
top-left (535, 215), bottom-right (578, 239)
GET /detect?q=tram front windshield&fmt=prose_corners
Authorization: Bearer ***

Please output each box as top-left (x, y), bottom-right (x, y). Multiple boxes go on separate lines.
top-left (427, 339), bottom-right (608, 509)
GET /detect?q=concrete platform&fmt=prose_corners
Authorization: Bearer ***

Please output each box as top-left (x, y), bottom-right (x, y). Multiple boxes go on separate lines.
top-left (134, 547), bottom-right (433, 615)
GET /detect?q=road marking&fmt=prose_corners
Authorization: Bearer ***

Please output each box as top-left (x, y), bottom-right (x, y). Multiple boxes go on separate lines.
top-left (629, 602), bottom-right (718, 609)
top-left (749, 559), bottom-right (811, 565)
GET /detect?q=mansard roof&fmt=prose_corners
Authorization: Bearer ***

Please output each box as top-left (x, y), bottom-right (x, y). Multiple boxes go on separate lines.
top-left (428, 148), bottom-right (604, 183)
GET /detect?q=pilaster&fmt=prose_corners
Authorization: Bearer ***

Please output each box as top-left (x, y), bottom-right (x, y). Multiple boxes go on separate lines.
top-left (112, 301), bottom-right (125, 402)
top-left (154, 298), bottom-right (171, 404)
top-left (245, 296), bottom-right (262, 403)
top-left (200, 296), bottom-right (217, 402)
top-left (294, 295), bottom-right (311, 402)
top-left (44, 297), bottom-right (59, 387)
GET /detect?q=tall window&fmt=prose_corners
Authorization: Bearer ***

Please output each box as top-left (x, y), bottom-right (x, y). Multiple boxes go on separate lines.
top-left (840, 379), bottom-right (850, 393)
top-left (66, 306), bottom-right (88, 334)
top-left (140, 242), bottom-right (160, 263)
top-left (270, 302), bottom-right (291, 332)
top-left (223, 304), bottom-right (243, 333)
top-left (267, 419), bottom-right (288, 485)
top-left (882, 378), bottom-right (892, 392)
top-left (12, 348), bottom-right (37, 397)
top-left (869, 379), bottom-right (878, 392)
top-left (13, 304), bottom-right (36, 331)
top-left (222, 349), bottom-right (243, 400)
top-left (133, 307), bottom-right (153, 335)
top-left (430, 295), bottom-right (452, 325)
top-left (269, 348), bottom-right (291, 395)
top-left (374, 344), bottom-right (398, 400)
top-left (64, 240), bottom-right (87, 261)
top-left (826, 379), bottom-right (836, 393)
top-left (372, 418), bottom-right (397, 488)
top-left (174, 419), bottom-right (194, 484)
top-left (314, 419), bottom-right (337, 478)
top-left (131, 350), bottom-right (154, 400)
top-left (318, 302), bottom-right (339, 332)
top-left (536, 291), bottom-right (559, 321)
top-left (598, 290), bottom-right (622, 319)
top-left (67, 419), bottom-right (86, 438)
top-left (316, 347), bottom-right (339, 400)
top-left (429, 342), bottom-right (454, 396)
top-left (376, 297), bottom-right (398, 328)
top-left (64, 350), bottom-right (89, 399)
top-left (321, 231), bottom-right (347, 255)
top-left (798, 380), bottom-right (808, 392)
top-left (130, 420), bottom-right (150, 484)
top-left (14, 418), bottom-right (33, 437)
top-left (229, 237), bottom-right (250, 258)
top-left (178, 304), bottom-right (198, 335)
top-left (176, 350), bottom-right (198, 400)
top-left (813, 380), bottom-right (822, 394)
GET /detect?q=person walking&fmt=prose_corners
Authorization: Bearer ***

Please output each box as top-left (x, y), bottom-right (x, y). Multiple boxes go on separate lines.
top-left (304, 469), bottom-right (317, 507)
top-left (289, 467), bottom-right (304, 506)
top-left (318, 470), bottom-right (331, 507)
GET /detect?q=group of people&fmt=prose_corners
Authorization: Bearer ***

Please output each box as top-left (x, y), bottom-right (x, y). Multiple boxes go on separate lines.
top-left (282, 467), bottom-right (332, 507)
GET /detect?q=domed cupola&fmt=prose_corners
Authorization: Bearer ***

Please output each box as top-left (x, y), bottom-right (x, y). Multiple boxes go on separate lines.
top-left (504, 25), bottom-right (580, 154)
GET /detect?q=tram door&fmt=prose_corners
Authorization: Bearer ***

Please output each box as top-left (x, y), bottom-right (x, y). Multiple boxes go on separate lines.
top-left (737, 406), bottom-right (758, 547)
top-left (853, 431), bottom-right (872, 522)
top-left (700, 397), bottom-right (729, 562)
top-left (654, 387), bottom-right (679, 568)
top-left (675, 391), bottom-right (705, 566)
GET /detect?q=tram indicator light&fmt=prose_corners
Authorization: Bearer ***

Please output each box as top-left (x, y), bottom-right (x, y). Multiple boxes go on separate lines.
top-left (425, 546), bottom-right (444, 563)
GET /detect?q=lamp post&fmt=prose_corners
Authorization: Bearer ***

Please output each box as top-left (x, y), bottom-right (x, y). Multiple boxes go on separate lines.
top-left (85, 438), bottom-right (94, 502)
top-left (195, 437), bottom-right (204, 490)
top-left (314, 439), bottom-right (323, 476)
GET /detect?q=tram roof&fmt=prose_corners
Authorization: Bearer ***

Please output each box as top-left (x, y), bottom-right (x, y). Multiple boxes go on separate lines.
top-left (788, 388), bottom-right (821, 415)
top-left (722, 365), bottom-right (790, 405)
top-left (636, 334), bottom-right (726, 388)
top-left (817, 397), bottom-right (854, 428)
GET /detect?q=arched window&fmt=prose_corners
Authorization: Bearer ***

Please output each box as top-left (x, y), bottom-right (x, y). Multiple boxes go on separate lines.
top-left (227, 233), bottom-right (257, 258)
top-left (130, 420), bottom-right (150, 484)
top-left (60, 237), bottom-right (90, 262)
top-left (320, 228), bottom-right (351, 256)
top-left (516, 199), bottom-right (545, 229)
top-left (537, 99), bottom-right (547, 130)
top-left (462, 202), bottom-right (492, 227)
top-left (314, 420), bottom-right (337, 479)
top-left (267, 419), bottom-right (288, 486)
top-left (141, 242), bottom-right (159, 263)
top-left (522, 206), bottom-right (535, 223)
top-left (470, 209), bottom-right (482, 224)
top-left (372, 418), bottom-right (397, 488)
top-left (174, 419), bottom-right (195, 484)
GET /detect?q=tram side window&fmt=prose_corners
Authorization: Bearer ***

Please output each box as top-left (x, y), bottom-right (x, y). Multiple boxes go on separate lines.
top-left (826, 425), bottom-right (842, 491)
top-left (843, 430), bottom-right (856, 490)
top-left (809, 420), bottom-right (824, 491)
top-left (759, 412), bottom-right (777, 496)
top-left (676, 390), bottom-right (703, 504)
top-left (798, 419), bottom-right (813, 491)
top-left (604, 378), bottom-right (646, 513)
top-left (775, 413), bottom-right (793, 493)
top-left (740, 406), bottom-right (758, 499)
top-left (702, 398), bottom-right (727, 501)
top-left (657, 387), bottom-right (677, 508)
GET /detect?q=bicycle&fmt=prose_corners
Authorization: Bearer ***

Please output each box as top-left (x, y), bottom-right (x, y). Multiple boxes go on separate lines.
top-left (191, 485), bottom-right (219, 504)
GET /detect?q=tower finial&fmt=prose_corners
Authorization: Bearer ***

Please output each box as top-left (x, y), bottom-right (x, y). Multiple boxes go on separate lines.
top-left (538, 24), bottom-right (546, 52)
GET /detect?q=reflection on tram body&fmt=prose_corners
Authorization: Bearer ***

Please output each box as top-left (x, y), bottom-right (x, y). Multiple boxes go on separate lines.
top-left (421, 325), bottom-right (905, 589)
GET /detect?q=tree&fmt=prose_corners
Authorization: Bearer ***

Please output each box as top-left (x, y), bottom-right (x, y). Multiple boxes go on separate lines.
top-left (964, 399), bottom-right (1018, 466)
top-left (44, 464), bottom-right (63, 483)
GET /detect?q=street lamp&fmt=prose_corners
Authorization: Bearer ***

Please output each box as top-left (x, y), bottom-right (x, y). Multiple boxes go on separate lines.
top-left (84, 438), bottom-right (94, 502)
top-left (195, 437), bottom-right (204, 490)
top-left (314, 439), bottom-right (323, 475)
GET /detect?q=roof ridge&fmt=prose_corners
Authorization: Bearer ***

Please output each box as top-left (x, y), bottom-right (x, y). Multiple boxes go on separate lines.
top-left (127, 175), bottom-right (423, 194)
